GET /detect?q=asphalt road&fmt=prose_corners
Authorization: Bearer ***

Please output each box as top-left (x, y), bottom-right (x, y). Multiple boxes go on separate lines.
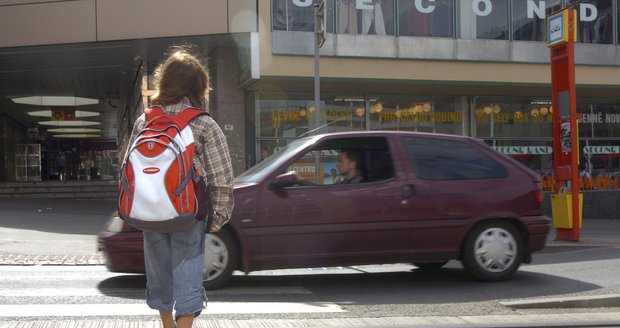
top-left (1, 198), bottom-right (620, 327)
top-left (0, 198), bottom-right (115, 256)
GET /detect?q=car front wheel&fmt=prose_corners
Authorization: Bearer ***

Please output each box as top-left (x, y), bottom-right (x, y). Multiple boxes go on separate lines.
top-left (203, 228), bottom-right (238, 290)
top-left (462, 221), bottom-right (523, 282)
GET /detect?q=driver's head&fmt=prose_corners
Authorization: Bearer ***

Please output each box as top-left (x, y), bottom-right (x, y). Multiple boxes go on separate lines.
top-left (337, 149), bottom-right (361, 178)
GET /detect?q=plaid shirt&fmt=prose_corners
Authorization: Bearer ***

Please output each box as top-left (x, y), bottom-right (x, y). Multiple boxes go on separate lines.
top-left (124, 99), bottom-right (234, 231)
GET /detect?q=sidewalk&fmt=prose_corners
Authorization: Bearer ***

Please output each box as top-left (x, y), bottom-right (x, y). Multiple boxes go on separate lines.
top-left (546, 218), bottom-right (620, 247)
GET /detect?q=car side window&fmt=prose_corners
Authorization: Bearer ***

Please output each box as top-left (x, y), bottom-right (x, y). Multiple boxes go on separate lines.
top-left (286, 137), bottom-right (396, 186)
top-left (403, 137), bottom-right (507, 180)
top-left (287, 149), bottom-right (341, 185)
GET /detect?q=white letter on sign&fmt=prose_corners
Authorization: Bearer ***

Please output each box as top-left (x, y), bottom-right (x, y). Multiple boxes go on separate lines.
top-left (415, 0), bottom-right (436, 14)
top-left (292, 0), bottom-right (313, 7)
top-left (472, 0), bottom-right (492, 16)
top-left (357, 0), bottom-right (374, 10)
top-left (580, 3), bottom-right (597, 22)
top-left (527, 0), bottom-right (545, 19)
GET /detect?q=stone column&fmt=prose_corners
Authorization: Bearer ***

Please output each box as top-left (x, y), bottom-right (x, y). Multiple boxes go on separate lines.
top-left (209, 47), bottom-right (246, 176)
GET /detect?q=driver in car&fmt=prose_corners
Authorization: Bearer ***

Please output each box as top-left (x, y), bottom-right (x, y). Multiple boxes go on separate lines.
top-left (336, 149), bottom-right (365, 184)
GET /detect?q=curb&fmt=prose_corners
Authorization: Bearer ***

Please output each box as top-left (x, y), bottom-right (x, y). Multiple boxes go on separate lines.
top-left (501, 294), bottom-right (620, 309)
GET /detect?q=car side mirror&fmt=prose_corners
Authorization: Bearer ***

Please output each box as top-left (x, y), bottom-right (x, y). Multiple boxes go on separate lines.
top-left (269, 171), bottom-right (299, 190)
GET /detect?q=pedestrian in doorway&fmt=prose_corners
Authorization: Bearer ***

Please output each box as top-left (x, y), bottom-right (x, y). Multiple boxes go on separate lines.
top-left (56, 153), bottom-right (66, 181)
top-left (123, 45), bottom-right (234, 328)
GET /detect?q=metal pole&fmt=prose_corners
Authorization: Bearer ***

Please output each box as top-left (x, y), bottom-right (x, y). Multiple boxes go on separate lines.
top-left (313, 3), bottom-right (321, 135)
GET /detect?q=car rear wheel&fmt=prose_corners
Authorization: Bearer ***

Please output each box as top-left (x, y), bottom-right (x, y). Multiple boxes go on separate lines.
top-left (413, 261), bottom-right (448, 270)
top-left (203, 228), bottom-right (238, 290)
top-left (462, 221), bottom-right (523, 282)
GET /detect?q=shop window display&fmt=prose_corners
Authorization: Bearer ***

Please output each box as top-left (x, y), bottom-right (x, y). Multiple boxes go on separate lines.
top-left (512, 0), bottom-right (562, 41)
top-left (474, 97), bottom-right (554, 140)
top-left (567, 0), bottom-right (613, 44)
top-left (458, 0), bottom-right (509, 40)
top-left (337, 0), bottom-right (395, 35)
top-left (476, 96), bottom-right (620, 191)
top-left (398, 0), bottom-right (453, 37)
top-left (272, 0), bottom-right (334, 32)
top-left (368, 95), bottom-right (462, 135)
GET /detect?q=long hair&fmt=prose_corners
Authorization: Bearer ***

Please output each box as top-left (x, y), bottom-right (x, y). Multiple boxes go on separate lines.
top-left (151, 45), bottom-right (210, 109)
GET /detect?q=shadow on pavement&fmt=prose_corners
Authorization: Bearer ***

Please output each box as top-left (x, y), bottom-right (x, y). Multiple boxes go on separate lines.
top-left (96, 268), bottom-right (600, 305)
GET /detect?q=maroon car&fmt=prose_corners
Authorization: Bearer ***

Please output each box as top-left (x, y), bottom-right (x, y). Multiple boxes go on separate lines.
top-left (98, 131), bottom-right (551, 289)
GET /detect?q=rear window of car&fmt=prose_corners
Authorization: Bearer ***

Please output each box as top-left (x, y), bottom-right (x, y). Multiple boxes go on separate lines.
top-left (403, 137), bottom-right (507, 180)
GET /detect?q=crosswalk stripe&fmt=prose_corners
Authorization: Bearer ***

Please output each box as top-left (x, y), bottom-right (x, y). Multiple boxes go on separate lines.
top-left (0, 302), bottom-right (345, 317)
top-left (0, 286), bottom-right (312, 297)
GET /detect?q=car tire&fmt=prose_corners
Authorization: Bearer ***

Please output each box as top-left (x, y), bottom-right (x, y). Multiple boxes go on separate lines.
top-left (413, 261), bottom-right (448, 270)
top-left (203, 228), bottom-right (238, 290)
top-left (462, 221), bottom-right (524, 282)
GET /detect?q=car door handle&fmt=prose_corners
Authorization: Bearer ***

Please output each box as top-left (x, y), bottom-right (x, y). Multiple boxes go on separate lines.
top-left (401, 184), bottom-right (416, 198)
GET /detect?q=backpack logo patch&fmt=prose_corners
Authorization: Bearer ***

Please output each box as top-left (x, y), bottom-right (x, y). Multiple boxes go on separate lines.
top-left (142, 167), bottom-right (160, 174)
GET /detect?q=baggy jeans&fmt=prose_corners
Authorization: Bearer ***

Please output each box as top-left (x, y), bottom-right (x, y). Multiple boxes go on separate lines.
top-left (143, 220), bottom-right (207, 319)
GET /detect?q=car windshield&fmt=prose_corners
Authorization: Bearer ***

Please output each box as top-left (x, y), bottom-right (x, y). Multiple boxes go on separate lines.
top-left (235, 137), bottom-right (315, 184)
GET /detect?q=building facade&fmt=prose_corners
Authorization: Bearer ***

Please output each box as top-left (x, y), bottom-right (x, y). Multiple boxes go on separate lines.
top-left (1, 0), bottom-right (619, 194)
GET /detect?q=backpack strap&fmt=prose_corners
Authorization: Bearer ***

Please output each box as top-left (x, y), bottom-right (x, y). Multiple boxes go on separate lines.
top-left (144, 106), bottom-right (165, 122)
top-left (175, 108), bottom-right (210, 128)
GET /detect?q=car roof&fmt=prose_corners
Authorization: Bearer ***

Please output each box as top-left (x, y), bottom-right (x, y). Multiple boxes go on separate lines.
top-left (307, 130), bottom-right (474, 141)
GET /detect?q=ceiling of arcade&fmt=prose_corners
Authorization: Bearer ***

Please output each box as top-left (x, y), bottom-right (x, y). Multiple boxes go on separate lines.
top-left (0, 35), bottom-right (219, 142)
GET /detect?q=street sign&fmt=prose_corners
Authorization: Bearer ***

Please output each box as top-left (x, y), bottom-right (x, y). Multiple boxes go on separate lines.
top-left (547, 8), bottom-right (578, 48)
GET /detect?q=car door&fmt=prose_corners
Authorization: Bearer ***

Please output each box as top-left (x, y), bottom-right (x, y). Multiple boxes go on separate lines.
top-left (396, 135), bottom-right (509, 257)
top-left (251, 135), bottom-right (416, 269)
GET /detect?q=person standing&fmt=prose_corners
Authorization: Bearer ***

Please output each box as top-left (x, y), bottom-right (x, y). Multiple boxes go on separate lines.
top-left (123, 45), bottom-right (234, 328)
top-left (56, 153), bottom-right (66, 181)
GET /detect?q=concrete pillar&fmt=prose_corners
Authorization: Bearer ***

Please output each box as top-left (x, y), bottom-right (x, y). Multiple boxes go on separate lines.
top-left (209, 47), bottom-right (246, 176)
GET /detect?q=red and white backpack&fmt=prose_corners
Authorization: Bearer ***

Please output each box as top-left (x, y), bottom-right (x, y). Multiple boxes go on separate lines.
top-left (118, 106), bottom-right (212, 232)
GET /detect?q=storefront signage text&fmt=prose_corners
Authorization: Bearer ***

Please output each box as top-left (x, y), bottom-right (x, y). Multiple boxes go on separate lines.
top-left (578, 113), bottom-right (620, 124)
top-left (494, 146), bottom-right (553, 155)
top-left (476, 112), bottom-right (553, 123)
top-left (291, 0), bottom-right (600, 22)
top-left (583, 146), bottom-right (620, 155)
top-left (378, 111), bottom-right (462, 123)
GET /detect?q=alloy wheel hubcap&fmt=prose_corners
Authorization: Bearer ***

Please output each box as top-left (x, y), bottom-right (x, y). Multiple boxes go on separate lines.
top-left (203, 234), bottom-right (229, 281)
top-left (473, 227), bottom-right (517, 273)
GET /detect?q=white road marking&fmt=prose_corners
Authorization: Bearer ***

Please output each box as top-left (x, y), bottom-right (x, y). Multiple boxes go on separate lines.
top-left (0, 286), bottom-right (312, 297)
top-left (0, 302), bottom-right (345, 317)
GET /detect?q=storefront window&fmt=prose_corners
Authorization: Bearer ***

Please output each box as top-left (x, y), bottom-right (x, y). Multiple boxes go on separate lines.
top-left (272, 0), bottom-right (334, 32)
top-left (474, 96), bottom-right (553, 139)
top-left (512, 0), bottom-right (562, 41)
top-left (337, 0), bottom-right (395, 35)
top-left (369, 95), bottom-right (462, 134)
top-left (475, 96), bottom-right (620, 190)
top-left (577, 100), bottom-right (620, 138)
top-left (258, 93), bottom-right (468, 166)
top-left (458, 0), bottom-right (508, 40)
top-left (397, 0), bottom-right (453, 37)
top-left (485, 138), bottom-right (553, 183)
top-left (566, 0), bottom-right (613, 44)
top-left (256, 93), bottom-right (370, 166)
